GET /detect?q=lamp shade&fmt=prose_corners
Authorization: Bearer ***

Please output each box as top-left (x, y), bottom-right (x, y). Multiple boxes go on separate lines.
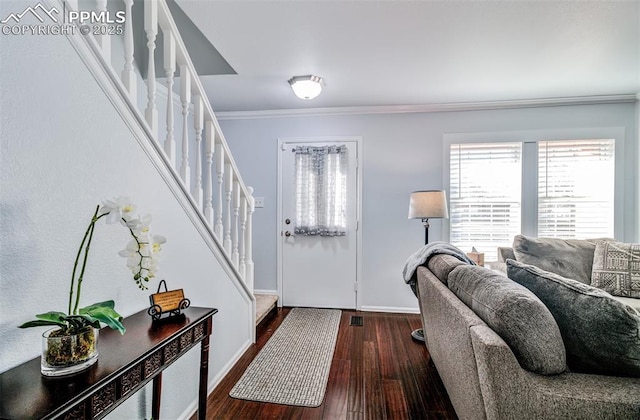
top-left (408, 190), bottom-right (449, 219)
top-left (288, 75), bottom-right (324, 100)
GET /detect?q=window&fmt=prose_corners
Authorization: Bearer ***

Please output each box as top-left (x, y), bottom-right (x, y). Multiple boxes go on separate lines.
top-left (450, 143), bottom-right (522, 260)
top-left (294, 145), bottom-right (348, 236)
top-left (538, 139), bottom-right (615, 238)
top-left (448, 138), bottom-right (616, 260)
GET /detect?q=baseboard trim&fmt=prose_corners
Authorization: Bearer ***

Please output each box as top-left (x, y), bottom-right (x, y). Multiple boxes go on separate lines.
top-left (179, 338), bottom-right (253, 420)
top-left (360, 305), bottom-right (420, 314)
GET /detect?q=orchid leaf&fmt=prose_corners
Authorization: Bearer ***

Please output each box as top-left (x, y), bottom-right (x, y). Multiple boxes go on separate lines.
top-left (19, 319), bottom-right (66, 329)
top-left (19, 311), bottom-right (68, 329)
top-left (80, 300), bottom-right (115, 311)
top-left (36, 311), bottom-right (68, 322)
top-left (79, 302), bottom-right (125, 334)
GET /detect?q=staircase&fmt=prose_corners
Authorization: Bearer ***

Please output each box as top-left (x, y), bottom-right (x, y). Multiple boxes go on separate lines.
top-left (58, 0), bottom-right (256, 327)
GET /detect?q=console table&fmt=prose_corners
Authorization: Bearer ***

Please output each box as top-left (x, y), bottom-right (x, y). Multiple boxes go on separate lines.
top-left (0, 307), bottom-right (218, 419)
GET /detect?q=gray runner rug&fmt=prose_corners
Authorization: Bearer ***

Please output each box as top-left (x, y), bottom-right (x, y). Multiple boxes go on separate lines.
top-left (229, 307), bottom-right (342, 407)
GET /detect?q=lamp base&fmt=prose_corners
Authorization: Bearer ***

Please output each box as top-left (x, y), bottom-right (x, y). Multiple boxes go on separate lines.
top-left (411, 328), bottom-right (425, 342)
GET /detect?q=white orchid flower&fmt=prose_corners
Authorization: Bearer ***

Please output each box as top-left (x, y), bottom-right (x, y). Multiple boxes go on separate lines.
top-left (100, 197), bottom-right (136, 225)
top-left (132, 214), bottom-right (152, 236)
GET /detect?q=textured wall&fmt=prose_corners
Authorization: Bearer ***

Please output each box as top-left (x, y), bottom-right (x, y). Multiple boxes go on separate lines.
top-left (0, 2), bottom-right (251, 418)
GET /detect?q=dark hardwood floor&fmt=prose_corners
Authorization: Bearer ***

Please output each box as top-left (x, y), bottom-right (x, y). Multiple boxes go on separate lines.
top-left (199, 308), bottom-right (457, 419)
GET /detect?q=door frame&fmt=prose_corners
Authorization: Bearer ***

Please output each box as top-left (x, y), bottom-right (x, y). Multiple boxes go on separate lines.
top-left (276, 136), bottom-right (363, 310)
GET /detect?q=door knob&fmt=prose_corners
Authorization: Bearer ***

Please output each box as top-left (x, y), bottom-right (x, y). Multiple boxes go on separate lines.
top-left (285, 231), bottom-right (291, 237)
top-left (285, 218), bottom-right (291, 225)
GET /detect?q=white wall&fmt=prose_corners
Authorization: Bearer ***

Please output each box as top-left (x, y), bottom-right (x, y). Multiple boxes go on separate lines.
top-left (0, 3), bottom-right (251, 418)
top-left (220, 103), bottom-right (638, 312)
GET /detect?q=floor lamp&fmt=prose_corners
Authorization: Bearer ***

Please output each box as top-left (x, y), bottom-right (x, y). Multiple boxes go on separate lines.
top-left (408, 190), bottom-right (449, 341)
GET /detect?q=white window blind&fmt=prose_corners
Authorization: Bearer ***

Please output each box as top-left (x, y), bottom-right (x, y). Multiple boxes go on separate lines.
top-left (450, 142), bottom-right (522, 260)
top-left (538, 139), bottom-right (615, 238)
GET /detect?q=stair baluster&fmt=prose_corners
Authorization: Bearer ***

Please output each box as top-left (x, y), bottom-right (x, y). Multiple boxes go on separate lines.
top-left (239, 196), bottom-right (247, 279)
top-left (232, 179), bottom-right (241, 268)
top-left (121, 0), bottom-right (136, 100)
top-left (246, 187), bottom-right (255, 290)
top-left (179, 64), bottom-right (191, 188)
top-left (94, 0), bottom-right (111, 59)
top-left (162, 30), bottom-right (176, 163)
top-left (204, 122), bottom-right (215, 226)
top-left (215, 144), bottom-right (225, 240)
top-left (143, 0), bottom-right (158, 138)
top-left (193, 95), bottom-right (204, 208)
top-left (224, 163), bottom-right (233, 255)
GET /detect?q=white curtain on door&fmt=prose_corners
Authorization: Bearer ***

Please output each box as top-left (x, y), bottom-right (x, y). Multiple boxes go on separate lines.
top-left (294, 145), bottom-right (347, 236)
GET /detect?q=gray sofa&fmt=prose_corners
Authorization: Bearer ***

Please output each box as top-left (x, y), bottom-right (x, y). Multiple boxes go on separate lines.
top-left (415, 249), bottom-right (640, 420)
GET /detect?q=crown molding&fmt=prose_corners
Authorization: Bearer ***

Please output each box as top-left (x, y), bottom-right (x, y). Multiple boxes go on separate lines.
top-left (215, 94), bottom-right (638, 120)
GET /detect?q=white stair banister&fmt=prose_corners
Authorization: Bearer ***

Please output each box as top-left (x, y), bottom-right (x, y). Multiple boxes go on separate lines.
top-left (121, 0), bottom-right (136, 100)
top-left (193, 95), bottom-right (204, 208)
top-left (162, 30), bottom-right (176, 163)
top-left (179, 64), bottom-right (191, 188)
top-left (62, 0), bottom-right (257, 298)
top-left (204, 121), bottom-right (215, 226)
top-left (214, 143), bottom-right (225, 240)
top-left (143, 0), bottom-right (158, 138)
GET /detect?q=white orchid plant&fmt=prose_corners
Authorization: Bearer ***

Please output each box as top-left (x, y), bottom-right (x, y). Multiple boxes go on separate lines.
top-left (20, 197), bottom-right (166, 335)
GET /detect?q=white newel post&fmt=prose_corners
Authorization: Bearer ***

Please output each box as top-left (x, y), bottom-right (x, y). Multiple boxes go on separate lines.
top-left (239, 195), bottom-right (247, 280)
top-left (121, 0), bottom-right (136, 100)
top-left (162, 30), bottom-right (176, 163)
top-left (94, 0), bottom-right (111, 59)
top-left (179, 64), bottom-right (191, 188)
top-left (193, 95), bottom-right (204, 208)
top-left (232, 180), bottom-right (240, 268)
top-left (224, 163), bottom-right (233, 255)
top-left (143, 0), bottom-right (158, 138)
top-left (204, 121), bottom-right (214, 226)
top-left (214, 144), bottom-right (225, 240)
top-left (246, 187), bottom-right (255, 290)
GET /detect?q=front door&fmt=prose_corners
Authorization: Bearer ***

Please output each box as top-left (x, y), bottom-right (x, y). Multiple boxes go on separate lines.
top-left (279, 139), bottom-right (359, 309)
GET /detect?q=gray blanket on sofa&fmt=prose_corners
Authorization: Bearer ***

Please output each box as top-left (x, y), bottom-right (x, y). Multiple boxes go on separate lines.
top-left (402, 241), bottom-right (476, 283)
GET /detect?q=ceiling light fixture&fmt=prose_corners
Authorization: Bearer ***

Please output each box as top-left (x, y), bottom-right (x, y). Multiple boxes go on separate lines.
top-left (288, 75), bottom-right (324, 100)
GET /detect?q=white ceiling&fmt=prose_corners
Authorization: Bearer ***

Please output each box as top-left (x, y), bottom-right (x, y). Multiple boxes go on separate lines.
top-left (175, 0), bottom-right (640, 113)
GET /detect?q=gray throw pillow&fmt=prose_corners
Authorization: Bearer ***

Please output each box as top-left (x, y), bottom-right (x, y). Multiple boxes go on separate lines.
top-left (512, 235), bottom-right (611, 284)
top-left (592, 241), bottom-right (640, 298)
top-left (507, 259), bottom-right (640, 377)
top-left (448, 265), bottom-right (566, 375)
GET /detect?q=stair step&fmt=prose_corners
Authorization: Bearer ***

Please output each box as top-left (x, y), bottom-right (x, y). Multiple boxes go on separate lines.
top-left (255, 294), bottom-right (278, 326)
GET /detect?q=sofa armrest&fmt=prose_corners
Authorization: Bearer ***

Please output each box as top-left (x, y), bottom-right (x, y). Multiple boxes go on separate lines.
top-left (470, 325), bottom-right (528, 420)
top-left (471, 325), bottom-right (640, 419)
top-left (417, 266), bottom-right (488, 420)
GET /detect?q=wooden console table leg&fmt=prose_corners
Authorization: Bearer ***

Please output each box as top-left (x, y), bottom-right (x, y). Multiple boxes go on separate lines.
top-left (198, 335), bottom-right (210, 420)
top-left (152, 372), bottom-right (162, 420)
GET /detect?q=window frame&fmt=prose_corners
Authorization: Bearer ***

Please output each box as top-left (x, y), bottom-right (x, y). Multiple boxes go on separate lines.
top-left (442, 127), bottom-right (626, 252)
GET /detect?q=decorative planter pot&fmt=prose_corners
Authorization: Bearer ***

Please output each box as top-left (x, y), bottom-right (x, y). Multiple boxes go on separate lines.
top-left (41, 327), bottom-right (99, 377)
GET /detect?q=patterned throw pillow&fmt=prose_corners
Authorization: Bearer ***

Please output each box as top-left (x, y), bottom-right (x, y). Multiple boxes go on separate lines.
top-left (592, 241), bottom-right (640, 298)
